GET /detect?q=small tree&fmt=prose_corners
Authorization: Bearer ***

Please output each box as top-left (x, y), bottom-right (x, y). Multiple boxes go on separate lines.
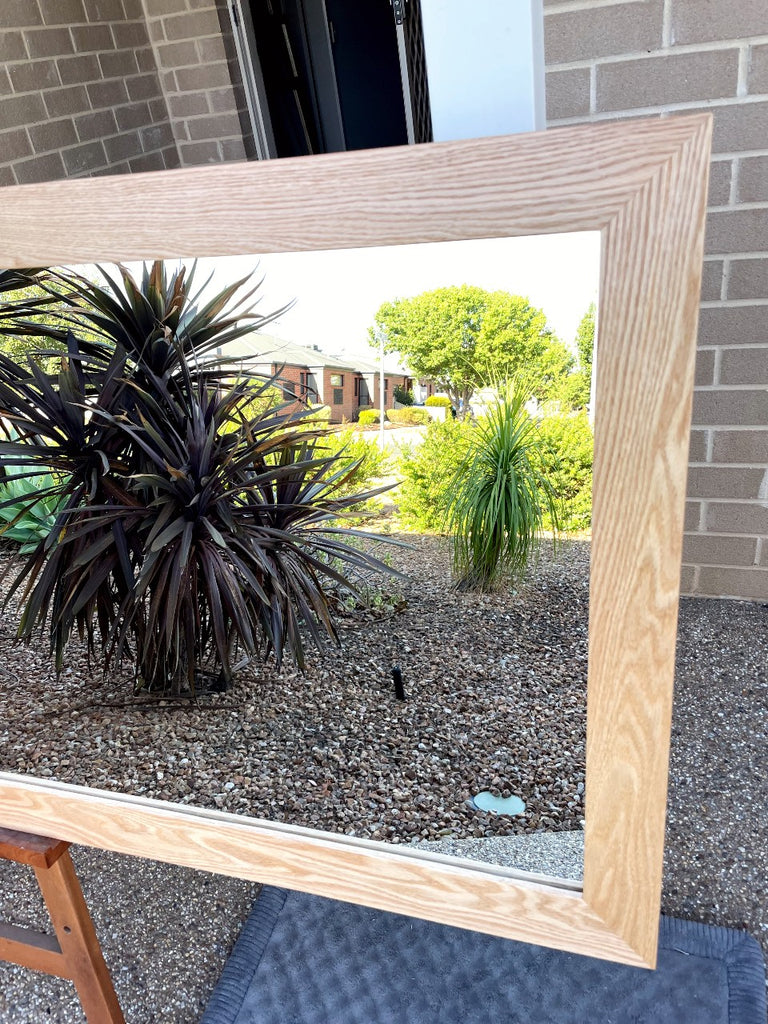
top-left (557, 302), bottom-right (596, 410)
top-left (447, 385), bottom-right (557, 591)
top-left (0, 263), bottom-right (394, 695)
top-left (392, 384), bottom-right (413, 405)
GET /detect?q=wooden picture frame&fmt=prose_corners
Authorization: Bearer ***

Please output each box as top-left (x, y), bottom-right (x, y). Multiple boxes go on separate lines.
top-left (0, 113), bottom-right (711, 969)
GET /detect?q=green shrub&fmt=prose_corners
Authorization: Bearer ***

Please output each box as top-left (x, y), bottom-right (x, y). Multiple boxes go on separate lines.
top-left (222, 382), bottom-right (281, 433)
top-left (0, 470), bottom-right (66, 553)
top-left (396, 418), bottom-right (474, 531)
top-left (357, 408), bottom-right (381, 425)
top-left (534, 410), bottom-right (593, 532)
top-left (448, 386), bottom-right (557, 591)
top-left (425, 395), bottom-right (452, 408)
top-left (393, 385), bottom-right (413, 406)
top-left (318, 428), bottom-right (388, 498)
top-left (386, 408), bottom-right (430, 425)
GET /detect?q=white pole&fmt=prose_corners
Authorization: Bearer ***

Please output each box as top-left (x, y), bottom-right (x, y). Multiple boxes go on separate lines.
top-left (379, 329), bottom-right (385, 449)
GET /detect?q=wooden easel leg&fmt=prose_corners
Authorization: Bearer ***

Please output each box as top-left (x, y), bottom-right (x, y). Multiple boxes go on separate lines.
top-left (34, 852), bottom-right (125, 1024)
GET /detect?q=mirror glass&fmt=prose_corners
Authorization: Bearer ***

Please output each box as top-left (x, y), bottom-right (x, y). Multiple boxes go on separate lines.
top-left (0, 231), bottom-right (599, 884)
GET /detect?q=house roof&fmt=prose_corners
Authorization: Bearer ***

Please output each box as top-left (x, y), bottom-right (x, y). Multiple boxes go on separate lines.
top-left (348, 354), bottom-right (411, 377)
top-left (219, 333), bottom-right (410, 377)
top-left (219, 333), bottom-right (357, 372)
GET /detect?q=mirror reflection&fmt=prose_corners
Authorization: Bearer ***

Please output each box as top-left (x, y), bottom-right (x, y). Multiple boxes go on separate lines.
top-left (0, 233), bottom-right (599, 883)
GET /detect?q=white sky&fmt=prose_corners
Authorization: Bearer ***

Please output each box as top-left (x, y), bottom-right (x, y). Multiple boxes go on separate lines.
top-left (194, 231), bottom-right (601, 362)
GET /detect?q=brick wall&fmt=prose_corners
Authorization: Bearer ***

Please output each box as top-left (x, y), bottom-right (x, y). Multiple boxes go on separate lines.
top-left (0, 0), bottom-right (178, 185)
top-left (371, 374), bottom-right (408, 412)
top-left (545, 0), bottom-right (768, 601)
top-left (140, 0), bottom-right (251, 165)
top-left (321, 367), bottom-right (358, 424)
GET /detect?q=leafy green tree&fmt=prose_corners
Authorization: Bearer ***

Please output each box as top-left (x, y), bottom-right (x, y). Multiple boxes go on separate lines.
top-left (0, 270), bottom-right (67, 367)
top-left (370, 286), bottom-right (572, 417)
top-left (551, 302), bottom-right (596, 411)
top-left (576, 301), bottom-right (596, 377)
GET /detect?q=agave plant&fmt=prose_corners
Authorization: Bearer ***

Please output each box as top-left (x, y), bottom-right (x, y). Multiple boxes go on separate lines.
top-left (447, 383), bottom-right (558, 592)
top-left (0, 261), bottom-right (393, 695)
top-left (0, 467), bottom-right (66, 554)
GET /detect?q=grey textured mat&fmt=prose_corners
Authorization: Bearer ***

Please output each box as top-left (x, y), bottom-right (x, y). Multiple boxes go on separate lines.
top-left (201, 886), bottom-right (767, 1024)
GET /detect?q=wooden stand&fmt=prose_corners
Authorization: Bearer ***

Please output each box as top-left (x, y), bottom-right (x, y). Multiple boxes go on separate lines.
top-left (0, 827), bottom-right (124, 1024)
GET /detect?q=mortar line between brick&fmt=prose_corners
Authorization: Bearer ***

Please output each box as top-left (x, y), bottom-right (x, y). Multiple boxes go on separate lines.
top-left (690, 498), bottom-right (768, 504)
top-left (662, 0), bottom-right (672, 48)
top-left (705, 250), bottom-right (768, 260)
top-left (691, 424), bottom-right (768, 432)
top-left (737, 45), bottom-right (750, 98)
top-left (692, 464), bottom-right (768, 471)
top-left (721, 257), bottom-right (731, 301)
top-left (692, 564), bottom-right (701, 592)
top-left (547, 93), bottom-right (768, 120)
top-left (684, 561), bottom-right (765, 569)
top-left (685, 528), bottom-right (768, 537)
top-left (708, 200), bottom-right (768, 212)
top-left (545, 0), bottom-right (673, 14)
top-left (546, 36), bottom-right (768, 72)
top-left (729, 156), bottom-right (741, 205)
top-left (713, 347), bottom-right (723, 386)
top-left (700, 299), bottom-right (768, 308)
top-left (706, 428), bottom-right (715, 463)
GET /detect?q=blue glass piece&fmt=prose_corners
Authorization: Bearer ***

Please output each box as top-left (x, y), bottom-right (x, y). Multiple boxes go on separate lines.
top-left (471, 791), bottom-right (526, 816)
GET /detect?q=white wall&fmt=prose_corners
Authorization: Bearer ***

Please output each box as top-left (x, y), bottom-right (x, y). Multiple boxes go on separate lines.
top-left (419, 0), bottom-right (545, 141)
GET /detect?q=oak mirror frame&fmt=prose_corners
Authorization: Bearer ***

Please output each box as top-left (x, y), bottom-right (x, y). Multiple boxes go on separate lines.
top-left (0, 113), bottom-right (712, 969)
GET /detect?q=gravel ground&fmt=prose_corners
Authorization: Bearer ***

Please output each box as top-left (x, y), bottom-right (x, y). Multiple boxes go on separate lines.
top-left (0, 535), bottom-right (764, 1021)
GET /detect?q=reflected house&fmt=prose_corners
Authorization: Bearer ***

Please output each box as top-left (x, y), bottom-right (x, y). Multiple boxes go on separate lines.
top-left (347, 354), bottom-right (413, 415)
top-left (219, 334), bottom-right (411, 424)
top-left (413, 378), bottom-right (438, 404)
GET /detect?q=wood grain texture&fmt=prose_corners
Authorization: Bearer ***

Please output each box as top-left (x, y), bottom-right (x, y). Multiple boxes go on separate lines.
top-left (36, 854), bottom-right (125, 1023)
top-left (0, 922), bottom-right (66, 978)
top-left (1, 116), bottom-right (707, 266)
top-left (0, 113), bottom-right (712, 968)
top-left (0, 840), bottom-right (124, 1021)
top-left (585, 114), bottom-right (712, 965)
top-left (0, 772), bottom-right (643, 967)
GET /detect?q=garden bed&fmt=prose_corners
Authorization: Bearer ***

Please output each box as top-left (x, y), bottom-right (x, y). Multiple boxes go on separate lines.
top-left (0, 536), bottom-right (588, 847)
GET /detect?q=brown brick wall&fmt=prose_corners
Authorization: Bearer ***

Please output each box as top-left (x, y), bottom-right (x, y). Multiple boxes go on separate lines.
top-left (272, 364), bottom-right (305, 402)
top-left (141, 0), bottom-right (250, 165)
top-left (370, 374), bottom-right (409, 413)
top-left (0, 0), bottom-right (178, 184)
top-left (321, 367), bottom-right (357, 424)
top-left (269, 365), bottom-right (406, 424)
top-left (545, 0), bottom-right (768, 601)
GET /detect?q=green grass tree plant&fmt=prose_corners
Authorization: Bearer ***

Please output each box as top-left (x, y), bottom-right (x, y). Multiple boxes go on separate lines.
top-left (447, 383), bottom-right (558, 591)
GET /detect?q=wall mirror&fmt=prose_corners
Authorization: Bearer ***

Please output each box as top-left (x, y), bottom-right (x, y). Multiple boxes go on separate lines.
top-left (0, 114), bottom-right (711, 968)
